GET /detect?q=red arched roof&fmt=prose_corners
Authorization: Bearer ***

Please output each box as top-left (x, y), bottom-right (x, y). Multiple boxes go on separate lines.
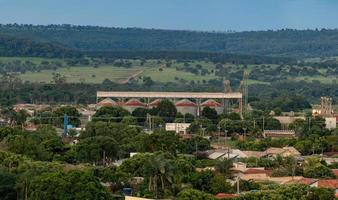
top-left (124, 98), bottom-right (145, 106)
top-left (176, 99), bottom-right (197, 107)
top-left (201, 99), bottom-right (222, 107)
top-left (97, 98), bottom-right (117, 107)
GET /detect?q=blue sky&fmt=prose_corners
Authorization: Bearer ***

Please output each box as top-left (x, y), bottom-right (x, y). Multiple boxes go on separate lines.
top-left (1, 0), bottom-right (338, 31)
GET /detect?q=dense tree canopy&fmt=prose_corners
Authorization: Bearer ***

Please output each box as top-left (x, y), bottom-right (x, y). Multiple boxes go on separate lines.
top-left (2, 24), bottom-right (338, 57)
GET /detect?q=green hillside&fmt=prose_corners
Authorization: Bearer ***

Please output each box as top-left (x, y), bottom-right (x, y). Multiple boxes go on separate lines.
top-left (0, 33), bottom-right (81, 58)
top-left (1, 24), bottom-right (338, 57)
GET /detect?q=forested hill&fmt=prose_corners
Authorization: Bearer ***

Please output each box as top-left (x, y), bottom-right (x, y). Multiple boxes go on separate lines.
top-left (0, 34), bottom-right (81, 58)
top-left (1, 24), bottom-right (338, 57)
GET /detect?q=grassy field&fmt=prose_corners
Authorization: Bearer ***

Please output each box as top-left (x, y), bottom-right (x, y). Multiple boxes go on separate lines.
top-left (13, 59), bottom-right (222, 84)
top-left (293, 76), bottom-right (338, 84)
top-left (19, 65), bottom-right (220, 84)
top-left (20, 66), bottom-right (143, 83)
top-left (0, 56), bottom-right (60, 63)
top-left (1, 57), bottom-right (336, 85)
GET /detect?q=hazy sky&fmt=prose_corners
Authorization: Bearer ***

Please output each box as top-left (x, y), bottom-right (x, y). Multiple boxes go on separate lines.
top-left (1, 0), bottom-right (338, 31)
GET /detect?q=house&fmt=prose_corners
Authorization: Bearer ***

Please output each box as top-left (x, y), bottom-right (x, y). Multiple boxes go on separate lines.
top-left (241, 151), bottom-right (266, 158)
top-left (125, 196), bottom-right (154, 200)
top-left (325, 117), bottom-right (337, 130)
top-left (231, 162), bottom-right (273, 181)
top-left (165, 123), bottom-right (190, 134)
top-left (215, 193), bottom-right (240, 199)
top-left (284, 177), bottom-right (318, 186)
top-left (205, 149), bottom-right (247, 160)
top-left (263, 130), bottom-right (295, 138)
top-left (274, 116), bottom-right (306, 129)
top-left (264, 147), bottom-right (301, 157)
top-left (231, 162), bottom-right (308, 184)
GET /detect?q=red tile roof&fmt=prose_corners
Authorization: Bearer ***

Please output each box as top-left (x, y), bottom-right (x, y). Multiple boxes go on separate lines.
top-left (124, 99), bottom-right (145, 106)
top-left (332, 169), bottom-right (338, 177)
top-left (317, 179), bottom-right (338, 189)
top-left (299, 178), bottom-right (318, 185)
top-left (97, 98), bottom-right (117, 107)
top-left (286, 178), bottom-right (318, 185)
top-left (323, 152), bottom-right (338, 157)
top-left (148, 99), bottom-right (161, 106)
top-left (175, 99), bottom-right (197, 107)
top-left (215, 193), bottom-right (240, 199)
top-left (243, 168), bottom-right (273, 176)
top-left (201, 99), bottom-right (222, 107)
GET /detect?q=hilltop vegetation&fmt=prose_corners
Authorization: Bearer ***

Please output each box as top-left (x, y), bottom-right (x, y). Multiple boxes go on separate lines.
top-left (1, 24), bottom-right (338, 57)
top-left (0, 34), bottom-right (81, 58)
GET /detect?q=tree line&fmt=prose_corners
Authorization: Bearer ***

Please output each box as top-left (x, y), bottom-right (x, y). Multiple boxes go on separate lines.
top-left (2, 24), bottom-right (338, 57)
top-left (0, 34), bottom-right (81, 58)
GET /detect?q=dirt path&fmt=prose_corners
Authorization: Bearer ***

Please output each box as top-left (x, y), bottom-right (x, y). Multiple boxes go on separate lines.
top-left (120, 70), bottom-right (144, 84)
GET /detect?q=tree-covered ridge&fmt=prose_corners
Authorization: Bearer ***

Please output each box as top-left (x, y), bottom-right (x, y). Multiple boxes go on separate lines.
top-left (1, 24), bottom-right (338, 57)
top-left (0, 33), bottom-right (81, 58)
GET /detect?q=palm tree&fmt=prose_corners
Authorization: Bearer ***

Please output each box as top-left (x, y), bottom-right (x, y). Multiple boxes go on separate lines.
top-left (144, 153), bottom-right (175, 198)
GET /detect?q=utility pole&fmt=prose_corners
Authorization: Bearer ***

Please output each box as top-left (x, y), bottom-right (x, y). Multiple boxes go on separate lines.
top-left (243, 127), bottom-right (247, 140)
top-left (236, 176), bottom-right (240, 194)
top-left (195, 141), bottom-right (198, 155)
top-left (308, 117), bottom-right (311, 130)
top-left (147, 113), bottom-right (152, 131)
top-left (262, 116), bottom-right (265, 131)
top-left (217, 125), bottom-right (221, 145)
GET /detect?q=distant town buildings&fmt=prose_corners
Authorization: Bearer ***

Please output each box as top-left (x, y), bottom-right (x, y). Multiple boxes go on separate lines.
top-left (96, 91), bottom-right (243, 117)
top-left (165, 123), bottom-right (190, 134)
top-left (263, 130), bottom-right (296, 138)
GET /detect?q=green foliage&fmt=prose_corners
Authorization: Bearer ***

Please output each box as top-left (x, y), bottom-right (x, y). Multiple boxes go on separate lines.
top-left (143, 152), bottom-right (176, 198)
top-left (303, 157), bottom-right (336, 179)
top-left (238, 184), bottom-right (334, 200)
top-left (0, 126), bottom-right (17, 141)
top-left (6, 126), bottom-right (63, 161)
top-left (201, 107), bottom-right (218, 122)
top-left (180, 136), bottom-right (211, 154)
top-left (75, 136), bottom-right (119, 164)
top-left (121, 115), bottom-right (138, 125)
top-left (215, 159), bottom-right (233, 178)
top-left (0, 171), bottom-right (16, 200)
top-left (52, 106), bottom-right (81, 127)
top-left (308, 187), bottom-right (336, 200)
top-left (0, 33), bottom-right (81, 58)
top-left (67, 129), bottom-right (78, 137)
top-left (234, 137), bottom-right (296, 151)
top-left (132, 107), bottom-right (149, 124)
top-left (237, 180), bottom-right (260, 192)
top-left (263, 117), bottom-right (282, 130)
top-left (3, 24), bottom-right (338, 58)
top-left (29, 170), bottom-right (113, 200)
top-left (1, 108), bottom-right (28, 126)
top-left (177, 189), bottom-right (214, 200)
top-left (210, 176), bottom-right (233, 194)
top-left (156, 99), bottom-right (177, 123)
top-left (119, 153), bottom-right (152, 176)
top-left (140, 131), bottom-right (180, 155)
top-left (93, 166), bottom-right (130, 192)
top-left (187, 118), bottom-right (215, 134)
top-left (93, 106), bottom-right (130, 122)
top-left (251, 94), bottom-right (311, 112)
top-left (188, 171), bottom-right (214, 193)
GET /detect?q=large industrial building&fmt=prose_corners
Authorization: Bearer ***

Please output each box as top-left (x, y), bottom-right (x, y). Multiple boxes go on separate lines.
top-left (96, 90), bottom-right (243, 117)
